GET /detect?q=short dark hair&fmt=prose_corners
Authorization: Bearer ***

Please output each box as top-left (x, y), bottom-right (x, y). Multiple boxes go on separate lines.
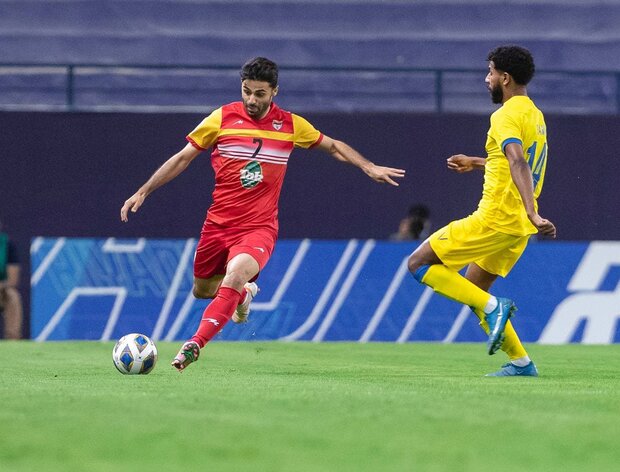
top-left (240, 57), bottom-right (279, 88)
top-left (487, 45), bottom-right (535, 86)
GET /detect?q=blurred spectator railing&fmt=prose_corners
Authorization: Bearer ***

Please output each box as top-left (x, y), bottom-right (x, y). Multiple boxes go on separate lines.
top-left (1, 63), bottom-right (619, 114)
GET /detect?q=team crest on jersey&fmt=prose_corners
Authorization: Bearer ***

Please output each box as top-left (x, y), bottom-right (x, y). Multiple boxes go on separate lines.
top-left (240, 161), bottom-right (263, 189)
top-left (272, 120), bottom-right (283, 131)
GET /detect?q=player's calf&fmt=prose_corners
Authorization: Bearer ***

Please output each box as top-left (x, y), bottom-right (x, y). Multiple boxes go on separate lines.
top-left (485, 297), bottom-right (516, 355)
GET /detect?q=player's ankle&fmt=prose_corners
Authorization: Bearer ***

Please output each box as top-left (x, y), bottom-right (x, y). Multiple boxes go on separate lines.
top-left (483, 296), bottom-right (498, 314)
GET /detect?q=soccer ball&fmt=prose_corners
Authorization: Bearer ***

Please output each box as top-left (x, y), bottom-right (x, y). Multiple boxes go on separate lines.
top-left (112, 333), bottom-right (158, 375)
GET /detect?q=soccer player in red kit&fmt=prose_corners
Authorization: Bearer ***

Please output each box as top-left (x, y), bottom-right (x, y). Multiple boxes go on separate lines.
top-left (120, 57), bottom-right (405, 371)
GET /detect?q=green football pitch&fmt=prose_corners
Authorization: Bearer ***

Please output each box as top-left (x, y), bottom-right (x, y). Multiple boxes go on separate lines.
top-left (1, 341), bottom-right (618, 472)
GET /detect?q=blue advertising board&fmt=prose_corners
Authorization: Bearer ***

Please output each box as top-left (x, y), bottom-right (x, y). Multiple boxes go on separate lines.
top-left (31, 238), bottom-right (620, 344)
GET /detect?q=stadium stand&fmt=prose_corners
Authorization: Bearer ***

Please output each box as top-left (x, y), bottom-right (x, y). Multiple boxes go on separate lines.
top-left (0, 0), bottom-right (619, 112)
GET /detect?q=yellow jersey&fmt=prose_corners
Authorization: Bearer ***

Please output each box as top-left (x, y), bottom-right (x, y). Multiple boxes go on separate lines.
top-left (477, 95), bottom-right (548, 236)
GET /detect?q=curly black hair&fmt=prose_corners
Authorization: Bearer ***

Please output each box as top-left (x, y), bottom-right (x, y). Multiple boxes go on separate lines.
top-left (487, 45), bottom-right (535, 86)
top-left (240, 57), bottom-right (279, 88)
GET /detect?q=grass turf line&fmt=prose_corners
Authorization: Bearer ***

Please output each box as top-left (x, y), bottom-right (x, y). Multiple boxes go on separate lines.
top-left (0, 341), bottom-right (619, 472)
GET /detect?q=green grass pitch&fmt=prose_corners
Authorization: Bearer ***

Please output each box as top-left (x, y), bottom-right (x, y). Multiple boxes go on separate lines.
top-left (1, 341), bottom-right (619, 472)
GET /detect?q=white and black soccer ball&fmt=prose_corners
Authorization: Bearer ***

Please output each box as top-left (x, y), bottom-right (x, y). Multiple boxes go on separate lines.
top-left (112, 333), bottom-right (158, 375)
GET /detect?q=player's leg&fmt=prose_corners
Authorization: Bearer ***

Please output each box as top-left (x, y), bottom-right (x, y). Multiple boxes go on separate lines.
top-left (192, 275), bottom-right (224, 299)
top-left (192, 269), bottom-right (258, 323)
top-left (192, 253), bottom-right (258, 345)
top-left (172, 253), bottom-right (258, 371)
top-left (232, 280), bottom-right (259, 324)
top-left (172, 225), bottom-right (276, 371)
top-left (170, 274), bottom-right (224, 370)
top-left (172, 223), bottom-right (233, 371)
top-left (468, 245), bottom-right (538, 376)
top-left (407, 240), bottom-right (493, 311)
top-left (464, 263), bottom-right (534, 370)
top-left (226, 227), bottom-right (275, 324)
top-left (462, 263), bottom-right (497, 335)
top-left (407, 217), bottom-right (516, 354)
top-left (189, 222), bottom-right (258, 339)
top-left (190, 226), bottom-right (275, 341)
top-left (408, 242), bottom-right (513, 355)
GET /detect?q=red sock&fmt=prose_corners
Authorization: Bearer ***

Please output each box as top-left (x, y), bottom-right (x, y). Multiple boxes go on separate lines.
top-left (191, 286), bottom-right (243, 348)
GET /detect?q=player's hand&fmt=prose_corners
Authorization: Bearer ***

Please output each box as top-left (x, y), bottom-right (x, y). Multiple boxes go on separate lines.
top-left (366, 165), bottom-right (406, 186)
top-left (120, 193), bottom-right (146, 222)
top-left (529, 214), bottom-right (557, 238)
top-left (447, 154), bottom-right (477, 173)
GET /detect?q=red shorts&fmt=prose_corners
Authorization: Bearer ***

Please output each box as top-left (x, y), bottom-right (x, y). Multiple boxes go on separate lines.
top-left (193, 220), bottom-right (277, 281)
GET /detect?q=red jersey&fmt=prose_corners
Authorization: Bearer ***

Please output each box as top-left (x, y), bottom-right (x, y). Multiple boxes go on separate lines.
top-left (187, 102), bottom-right (323, 232)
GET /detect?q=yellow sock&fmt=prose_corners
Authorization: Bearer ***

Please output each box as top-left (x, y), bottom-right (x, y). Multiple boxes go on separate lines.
top-left (421, 264), bottom-right (491, 312)
top-left (472, 308), bottom-right (528, 360)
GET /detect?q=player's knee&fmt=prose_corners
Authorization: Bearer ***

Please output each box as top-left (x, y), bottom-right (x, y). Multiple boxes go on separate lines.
top-left (221, 271), bottom-right (248, 292)
top-left (407, 253), bottom-right (422, 274)
top-left (407, 255), bottom-right (431, 283)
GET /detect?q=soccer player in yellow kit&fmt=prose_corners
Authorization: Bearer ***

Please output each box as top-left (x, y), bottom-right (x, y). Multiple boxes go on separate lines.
top-left (408, 45), bottom-right (556, 376)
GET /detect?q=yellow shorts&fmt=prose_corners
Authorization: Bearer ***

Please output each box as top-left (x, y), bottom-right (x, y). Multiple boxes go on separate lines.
top-left (428, 213), bottom-right (530, 277)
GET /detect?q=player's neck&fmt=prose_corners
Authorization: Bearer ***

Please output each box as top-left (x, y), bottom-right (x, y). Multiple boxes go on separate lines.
top-left (502, 87), bottom-right (528, 104)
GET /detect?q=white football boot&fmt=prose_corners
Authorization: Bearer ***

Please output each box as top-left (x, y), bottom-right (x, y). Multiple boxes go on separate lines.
top-left (232, 282), bottom-right (259, 323)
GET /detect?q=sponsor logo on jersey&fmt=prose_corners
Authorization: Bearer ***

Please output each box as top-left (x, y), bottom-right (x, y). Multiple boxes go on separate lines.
top-left (240, 161), bottom-right (264, 188)
top-left (272, 120), bottom-right (283, 131)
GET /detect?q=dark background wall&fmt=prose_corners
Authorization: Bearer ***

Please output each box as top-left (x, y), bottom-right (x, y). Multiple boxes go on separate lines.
top-left (2, 110), bottom-right (619, 244)
top-left (2, 110), bottom-right (619, 336)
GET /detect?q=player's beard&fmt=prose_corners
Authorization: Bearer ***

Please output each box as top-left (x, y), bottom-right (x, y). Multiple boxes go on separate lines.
top-left (489, 83), bottom-right (503, 104)
top-left (244, 99), bottom-right (271, 119)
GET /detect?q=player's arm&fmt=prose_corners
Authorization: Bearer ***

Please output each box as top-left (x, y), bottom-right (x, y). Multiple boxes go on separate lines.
top-left (120, 143), bottom-right (202, 222)
top-left (447, 154), bottom-right (486, 173)
top-left (504, 142), bottom-right (556, 238)
top-left (316, 135), bottom-right (405, 186)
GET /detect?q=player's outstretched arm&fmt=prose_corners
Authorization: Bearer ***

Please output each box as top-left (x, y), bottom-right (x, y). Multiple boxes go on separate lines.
top-left (317, 136), bottom-right (405, 186)
top-left (504, 143), bottom-right (557, 238)
top-left (120, 143), bottom-right (202, 222)
top-left (447, 154), bottom-right (486, 173)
